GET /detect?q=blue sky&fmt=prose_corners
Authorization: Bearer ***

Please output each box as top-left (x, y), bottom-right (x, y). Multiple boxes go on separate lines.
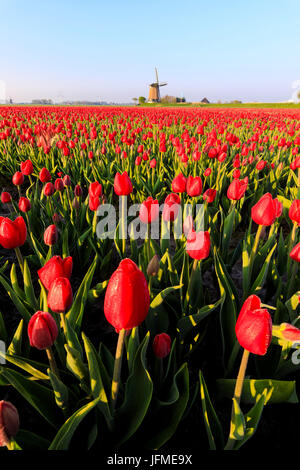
top-left (0, 0), bottom-right (299, 103)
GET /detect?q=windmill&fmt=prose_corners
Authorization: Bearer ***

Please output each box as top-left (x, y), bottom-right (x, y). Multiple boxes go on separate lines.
top-left (148, 68), bottom-right (167, 102)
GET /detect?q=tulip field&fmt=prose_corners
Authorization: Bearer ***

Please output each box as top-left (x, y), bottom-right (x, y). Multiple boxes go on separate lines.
top-left (1, 105), bottom-right (300, 453)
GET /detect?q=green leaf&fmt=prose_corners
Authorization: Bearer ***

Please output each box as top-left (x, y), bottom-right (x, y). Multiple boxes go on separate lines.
top-left (199, 371), bottom-right (224, 450)
top-left (126, 327), bottom-right (140, 373)
top-left (48, 368), bottom-right (69, 412)
top-left (82, 333), bottom-right (112, 424)
top-left (7, 319), bottom-right (23, 356)
top-left (15, 429), bottom-right (50, 450)
top-left (177, 297), bottom-right (223, 340)
top-left (0, 274), bottom-right (31, 322)
top-left (0, 367), bottom-right (61, 428)
top-left (143, 363), bottom-right (189, 450)
top-left (67, 254), bottom-right (98, 328)
top-left (48, 397), bottom-right (100, 450)
top-left (216, 378), bottom-right (298, 404)
top-left (229, 398), bottom-right (245, 441)
top-left (234, 391), bottom-right (267, 450)
top-left (213, 248), bottom-right (238, 362)
top-left (114, 332), bottom-right (153, 446)
top-left (23, 258), bottom-right (39, 309)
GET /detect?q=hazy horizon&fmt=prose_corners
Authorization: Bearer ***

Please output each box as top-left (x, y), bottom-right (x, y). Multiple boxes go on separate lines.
top-left (1, 0), bottom-right (299, 104)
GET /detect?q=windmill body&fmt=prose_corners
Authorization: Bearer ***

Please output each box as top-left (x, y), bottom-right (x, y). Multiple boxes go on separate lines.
top-left (148, 68), bottom-right (167, 102)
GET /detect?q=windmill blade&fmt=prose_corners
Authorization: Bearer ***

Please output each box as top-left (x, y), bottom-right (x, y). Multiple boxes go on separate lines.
top-left (155, 67), bottom-right (159, 84)
top-left (159, 82), bottom-right (167, 87)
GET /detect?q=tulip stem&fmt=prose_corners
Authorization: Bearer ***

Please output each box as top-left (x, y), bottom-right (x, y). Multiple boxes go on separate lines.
top-left (14, 247), bottom-right (24, 275)
top-left (111, 328), bottom-right (126, 412)
top-left (225, 348), bottom-right (250, 450)
top-left (46, 346), bottom-right (61, 380)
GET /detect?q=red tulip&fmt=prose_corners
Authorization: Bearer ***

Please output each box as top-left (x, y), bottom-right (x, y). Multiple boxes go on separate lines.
top-left (153, 333), bottom-right (171, 358)
top-left (28, 311), bottom-right (58, 350)
top-left (88, 181), bottom-right (102, 198)
top-left (44, 182), bottom-right (55, 197)
top-left (162, 193), bottom-right (181, 222)
top-left (183, 215), bottom-right (195, 237)
top-left (38, 255), bottom-right (73, 291)
top-left (203, 188), bottom-right (217, 203)
top-left (44, 225), bottom-right (58, 246)
top-left (0, 401), bottom-right (20, 447)
top-left (289, 200), bottom-right (300, 225)
top-left (235, 295), bottom-right (272, 355)
top-left (54, 178), bottom-right (64, 192)
top-left (290, 242), bottom-right (300, 262)
top-left (39, 168), bottom-right (51, 183)
top-left (186, 230), bottom-right (210, 260)
top-left (171, 173), bottom-right (187, 193)
top-left (114, 172), bottom-right (133, 196)
top-left (251, 193), bottom-right (282, 226)
top-left (139, 197), bottom-right (159, 224)
top-left (74, 184), bottom-right (83, 197)
top-left (63, 175), bottom-right (71, 187)
top-left (0, 216), bottom-right (27, 249)
top-left (186, 175), bottom-right (202, 197)
top-left (89, 196), bottom-right (100, 211)
top-left (12, 171), bottom-right (24, 186)
top-left (204, 168), bottom-right (212, 177)
top-left (18, 197), bottom-right (31, 213)
top-left (47, 277), bottom-right (73, 313)
top-left (227, 178), bottom-right (248, 201)
top-left (20, 159), bottom-right (33, 175)
top-left (1, 192), bottom-right (12, 204)
top-left (104, 258), bottom-right (150, 331)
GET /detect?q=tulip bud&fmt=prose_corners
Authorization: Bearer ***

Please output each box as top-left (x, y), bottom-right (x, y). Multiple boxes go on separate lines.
top-left (54, 178), bottom-right (64, 192)
top-left (104, 258), bottom-right (150, 331)
top-left (171, 173), bottom-right (187, 193)
top-left (12, 171), bottom-right (24, 186)
top-left (0, 216), bottom-right (27, 249)
top-left (39, 168), bottom-right (51, 183)
top-left (186, 175), bottom-right (202, 197)
top-left (1, 192), bottom-right (12, 204)
top-left (20, 159), bottom-right (34, 175)
top-left (47, 277), bottom-right (73, 313)
top-left (63, 175), bottom-right (71, 187)
top-left (153, 333), bottom-right (171, 358)
top-left (0, 401), bottom-right (20, 447)
top-left (44, 224), bottom-right (58, 246)
top-left (251, 193), bottom-right (282, 226)
top-left (38, 255), bottom-right (73, 290)
top-left (44, 182), bottom-right (55, 197)
top-left (289, 200), bottom-right (300, 225)
top-left (203, 188), bottom-right (216, 203)
top-left (139, 197), bottom-right (159, 224)
top-left (74, 184), bottom-right (83, 197)
top-left (186, 230), bottom-right (210, 260)
top-left (72, 197), bottom-right (79, 210)
top-left (147, 254), bottom-right (160, 277)
top-left (18, 197), bottom-right (31, 213)
top-left (162, 193), bottom-right (181, 222)
top-left (28, 311), bottom-right (58, 350)
top-left (114, 172), bottom-right (133, 196)
top-left (235, 295), bottom-right (272, 355)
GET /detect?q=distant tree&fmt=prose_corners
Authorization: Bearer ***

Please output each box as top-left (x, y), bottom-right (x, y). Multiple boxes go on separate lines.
top-left (230, 100), bottom-right (242, 104)
top-left (138, 96), bottom-right (146, 104)
top-left (161, 95), bottom-right (177, 104)
top-left (132, 97), bottom-right (138, 104)
top-left (32, 99), bottom-right (53, 105)
top-left (298, 90), bottom-right (300, 100)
